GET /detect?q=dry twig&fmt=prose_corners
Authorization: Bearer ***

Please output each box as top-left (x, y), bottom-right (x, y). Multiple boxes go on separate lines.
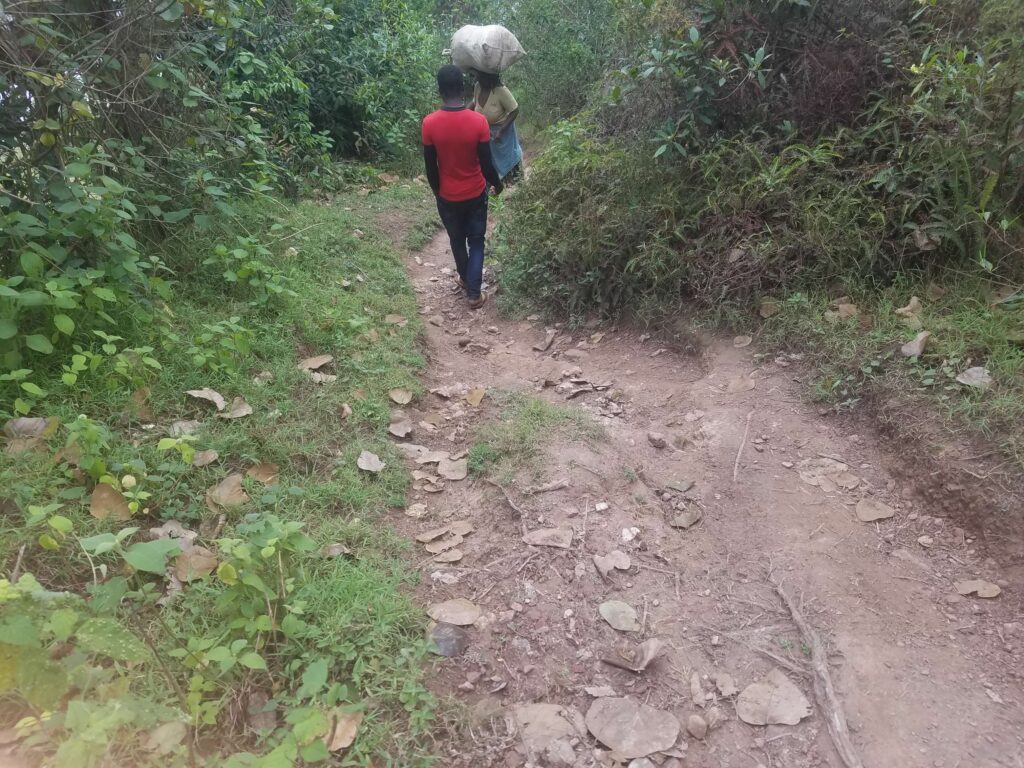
top-left (733, 410), bottom-right (754, 483)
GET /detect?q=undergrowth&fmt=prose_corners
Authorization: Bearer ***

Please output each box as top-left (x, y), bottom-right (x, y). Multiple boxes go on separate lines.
top-left (0, 184), bottom-right (441, 766)
top-left (468, 392), bottom-right (603, 484)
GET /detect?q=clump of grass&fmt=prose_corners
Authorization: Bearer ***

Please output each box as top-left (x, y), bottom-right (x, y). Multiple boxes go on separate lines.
top-left (468, 392), bottom-right (603, 483)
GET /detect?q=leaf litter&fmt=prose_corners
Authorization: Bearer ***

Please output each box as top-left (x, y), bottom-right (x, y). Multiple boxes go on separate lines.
top-left (736, 668), bottom-right (812, 726)
top-left (593, 550), bottom-right (631, 577)
top-left (218, 397), bottom-right (253, 419)
top-left (601, 637), bottom-right (665, 673)
top-left (356, 451), bottom-right (385, 473)
top-left (90, 484), bottom-right (133, 521)
top-left (186, 388), bottom-right (226, 411)
top-left (585, 697), bottom-right (680, 758)
top-left (427, 598), bottom-right (480, 626)
top-left (599, 600), bottom-right (641, 632)
top-left (246, 462), bottom-right (280, 485)
top-left (955, 580), bottom-right (1001, 598)
top-left (389, 388), bottom-right (413, 405)
top-left (192, 449), bottom-right (219, 467)
top-left (207, 473), bottom-right (249, 509)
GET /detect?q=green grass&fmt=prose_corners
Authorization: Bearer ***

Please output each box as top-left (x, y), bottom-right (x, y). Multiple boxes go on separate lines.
top-left (467, 392), bottom-right (603, 483)
top-left (0, 183), bottom-right (443, 766)
top-left (761, 275), bottom-right (1024, 468)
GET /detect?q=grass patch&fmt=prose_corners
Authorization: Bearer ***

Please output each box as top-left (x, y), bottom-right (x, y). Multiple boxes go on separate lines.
top-left (403, 212), bottom-right (442, 252)
top-left (0, 183), bottom-right (442, 766)
top-left (762, 276), bottom-right (1024, 468)
top-left (468, 392), bottom-right (603, 483)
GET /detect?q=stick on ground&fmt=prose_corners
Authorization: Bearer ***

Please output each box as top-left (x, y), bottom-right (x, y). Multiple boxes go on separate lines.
top-left (733, 410), bottom-right (754, 483)
top-left (775, 584), bottom-right (865, 768)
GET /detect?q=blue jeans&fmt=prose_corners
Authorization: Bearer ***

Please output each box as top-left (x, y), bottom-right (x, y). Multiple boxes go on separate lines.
top-left (436, 192), bottom-right (488, 300)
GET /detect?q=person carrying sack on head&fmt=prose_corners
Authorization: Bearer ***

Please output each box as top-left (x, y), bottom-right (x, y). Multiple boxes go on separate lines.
top-left (422, 65), bottom-right (503, 310)
top-left (472, 70), bottom-right (522, 185)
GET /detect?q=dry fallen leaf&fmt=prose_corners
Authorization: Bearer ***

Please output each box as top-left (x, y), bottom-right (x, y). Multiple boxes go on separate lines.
top-left (427, 598), bottom-right (480, 626)
top-left (725, 374), bottom-right (756, 394)
top-left (207, 473), bottom-right (249, 508)
top-left (433, 549), bottom-right (463, 563)
top-left (797, 457), bottom-right (859, 493)
top-left (174, 546), bottom-right (218, 582)
top-left (308, 372), bottom-right (337, 384)
top-left (246, 462), bottom-right (280, 485)
top-left (759, 298), bottom-right (780, 318)
top-left (415, 525), bottom-right (452, 543)
top-left (4, 416), bottom-right (59, 438)
top-left (900, 331), bottom-right (930, 357)
top-left (169, 420), bottom-right (201, 437)
top-left (585, 697), bottom-right (680, 759)
top-left (218, 397), bottom-right (253, 419)
top-left (824, 302), bottom-right (859, 324)
top-left (298, 355), bottom-right (334, 371)
top-left (340, 403), bottom-right (353, 419)
top-left (736, 669), bottom-right (812, 726)
top-left (388, 412), bottom-right (414, 438)
top-left (715, 672), bottom-right (739, 697)
top-left (601, 637), bottom-right (665, 673)
top-left (585, 686), bottom-right (619, 698)
top-left (389, 388), bottom-right (413, 405)
top-left (598, 600), bottom-right (641, 632)
top-left (325, 709), bottom-right (364, 752)
top-left (955, 579), bottom-right (1001, 599)
top-left (956, 366), bottom-right (992, 390)
top-left (895, 296), bottom-right (923, 319)
top-left (128, 387), bottom-right (155, 420)
top-left (856, 497), bottom-right (895, 522)
top-left (356, 451), bottom-right (385, 473)
top-left (465, 387), bottom-right (485, 407)
top-left (186, 388), bottom-right (226, 411)
top-left (90, 484), bottom-right (133, 521)
top-left (733, 335), bottom-right (752, 348)
top-left (404, 503), bottom-right (428, 518)
top-left (384, 314), bottom-right (408, 327)
top-left (425, 534), bottom-right (463, 554)
top-left (192, 449), bottom-right (219, 468)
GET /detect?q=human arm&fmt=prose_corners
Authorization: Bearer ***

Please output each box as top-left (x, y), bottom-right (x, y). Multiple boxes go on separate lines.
top-left (423, 144), bottom-right (440, 196)
top-left (494, 87), bottom-right (520, 139)
top-left (477, 141), bottom-right (503, 195)
top-left (421, 118), bottom-right (440, 196)
top-left (495, 107), bottom-right (519, 140)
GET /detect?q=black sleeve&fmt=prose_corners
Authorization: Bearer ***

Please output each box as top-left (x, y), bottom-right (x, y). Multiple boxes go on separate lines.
top-left (423, 144), bottom-right (440, 196)
top-left (477, 141), bottom-right (502, 189)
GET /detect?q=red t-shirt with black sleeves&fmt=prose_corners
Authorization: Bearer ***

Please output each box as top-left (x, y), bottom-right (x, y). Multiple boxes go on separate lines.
top-left (422, 107), bottom-right (491, 202)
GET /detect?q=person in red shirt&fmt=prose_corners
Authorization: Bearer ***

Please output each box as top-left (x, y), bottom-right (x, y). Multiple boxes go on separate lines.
top-left (422, 65), bottom-right (503, 309)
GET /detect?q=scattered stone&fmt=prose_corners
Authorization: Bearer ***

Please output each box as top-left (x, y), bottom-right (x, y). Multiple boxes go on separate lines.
top-left (856, 497), bottom-right (895, 522)
top-left (593, 550), bottom-right (631, 578)
top-left (736, 669), bottom-right (812, 726)
top-left (670, 508), bottom-right (702, 529)
top-left (562, 349), bottom-right (589, 362)
top-left (428, 315), bottom-right (444, 327)
top-left (647, 432), bottom-right (667, 449)
top-left (523, 527), bottom-right (573, 548)
top-left (533, 329), bottom-right (557, 352)
top-left (585, 686), bottom-right (618, 698)
top-left (918, 535), bottom-right (934, 548)
top-left (621, 527), bottom-right (640, 542)
top-left (594, 501), bottom-right (610, 512)
top-left (687, 714), bottom-right (708, 739)
top-left (429, 622), bottom-right (470, 657)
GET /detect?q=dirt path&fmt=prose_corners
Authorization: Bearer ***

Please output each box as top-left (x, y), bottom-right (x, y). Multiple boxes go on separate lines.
top-left (386, 226), bottom-right (1023, 768)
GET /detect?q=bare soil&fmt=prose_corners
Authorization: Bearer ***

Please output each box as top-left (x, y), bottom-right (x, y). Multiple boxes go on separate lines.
top-left (386, 224), bottom-right (1024, 768)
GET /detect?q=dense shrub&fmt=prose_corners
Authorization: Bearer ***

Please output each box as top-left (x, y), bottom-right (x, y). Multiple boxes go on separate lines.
top-left (498, 0), bottom-right (1024, 318)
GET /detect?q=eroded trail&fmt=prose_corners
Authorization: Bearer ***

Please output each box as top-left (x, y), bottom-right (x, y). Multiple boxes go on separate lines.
top-left (387, 227), bottom-right (1023, 768)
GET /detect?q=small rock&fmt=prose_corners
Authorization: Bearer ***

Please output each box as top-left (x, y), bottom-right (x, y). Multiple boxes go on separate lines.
top-left (670, 509), bottom-right (702, 529)
top-left (545, 738), bottom-right (577, 766)
top-left (687, 714), bottom-right (708, 739)
top-left (918, 535), bottom-right (934, 548)
top-left (647, 432), bottom-right (667, 449)
top-left (595, 501), bottom-right (610, 512)
top-left (428, 315), bottom-right (444, 327)
top-left (562, 349), bottom-right (589, 361)
top-left (627, 760), bottom-right (658, 768)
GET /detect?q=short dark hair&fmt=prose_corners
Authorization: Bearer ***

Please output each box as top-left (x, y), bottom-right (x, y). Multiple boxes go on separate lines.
top-left (437, 65), bottom-right (465, 99)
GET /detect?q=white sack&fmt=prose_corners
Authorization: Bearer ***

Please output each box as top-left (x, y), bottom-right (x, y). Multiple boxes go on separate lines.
top-left (451, 25), bottom-right (525, 74)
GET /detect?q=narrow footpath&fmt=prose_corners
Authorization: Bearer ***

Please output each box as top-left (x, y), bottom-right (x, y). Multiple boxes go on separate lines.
top-left (382, 222), bottom-right (1024, 768)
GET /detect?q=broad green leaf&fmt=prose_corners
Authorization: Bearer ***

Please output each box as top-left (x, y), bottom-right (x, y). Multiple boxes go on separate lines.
top-left (70, 100), bottom-right (93, 119)
top-left (64, 162), bottom-right (91, 178)
top-left (54, 314), bottom-right (74, 334)
top-left (124, 539), bottom-right (181, 574)
top-left (216, 562), bottom-right (237, 585)
top-left (91, 287), bottom-right (117, 302)
top-left (297, 657), bottom-right (329, 700)
top-left (38, 534), bottom-right (60, 551)
top-left (0, 615), bottom-right (39, 647)
top-left (0, 319), bottom-right (16, 339)
top-left (25, 335), bottom-right (54, 354)
top-left (238, 651), bottom-right (267, 670)
top-left (16, 650), bottom-right (69, 708)
top-left (20, 251), bottom-right (44, 276)
top-left (159, 1), bottom-right (184, 21)
top-left (20, 382), bottom-right (44, 397)
top-left (43, 608), bottom-right (79, 641)
top-left (47, 515), bottom-right (73, 534)
top-left (76, 618), bottom-right (148, 661)
top-left (79, 532), bottom-right (118, 555)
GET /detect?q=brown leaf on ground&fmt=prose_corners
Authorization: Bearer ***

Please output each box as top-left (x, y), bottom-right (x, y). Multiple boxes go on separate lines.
top-left (956, 366), bottom-right (992, 390)
top-left (427, 598), bottom-right (480, 625)
top-left (797, 457), bottom-right (859, 493)
top-left (169, 420), bottom-right (201, 437)
top-left (585, 697), bottom-right (680, 759)
top-left (325, 709), bottom-right (364, 752)
top-left (824, 302), bottom-right (858, 324)
top-left (384, 314), bottom-right (408, 327)
top-left (192, 449), bottom-right (219, 468)
top-left (4, 416), bottom-right (59, 438)
top-left (128, 387), bottom-right (155, 420)
top-left (207, 473), bottom-right (249, 508)
top-left (733, 335), bottom-right (752, 348)
top-left (533, 329), bottom-right (557, 351)
top-left (340, 403), bottom-right (353, 419)
top-left (388, 412), bottom-right (414, 438)
top-left (895, 296), bottom-right (923, 318)
top-left (955, 579), bottom-right (1001, 598)
top-left (425, 534), bottom-right (463, 554)
top-left (602, 638), bottom-right (665, 673)
top-left (356, 451), bottom-right (385, 473)
top-left (433, 549), bottom-right (463, 563)
top-left (246, 462), bottom-right (280, 485)
top-left (759, 298), bottom-right (780, 318)
top-left (218, 397), bottom-right (253, 419)
top-left (599, 600), bottom-right (641, 632)
top-left (404, 503), bottom-right (428, 518)
top-left (186, 388), bottom-right (226, 411)
top-left (736, 669), bottom-right (812, 725)
top-left (389, 388), bottom-right (413, 405)
top-left (322, 543), bottom-right (353, 558)
top-left (308, 372), bottom-right (337, 384)
top-left (174, 546), bottom-right (218, 582)
top-left (901, 331), bottom-right (931, 357)
top-left (465, 387), bottom-right (485, 406)
top-left (437, 456), bottom-right (468, 480)
top-left (298, 354), bottom-right (333, 371)
top-left (725, 374), bottom-right (756, 394)
top-left (90, 484), bottom-right (133, 521)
